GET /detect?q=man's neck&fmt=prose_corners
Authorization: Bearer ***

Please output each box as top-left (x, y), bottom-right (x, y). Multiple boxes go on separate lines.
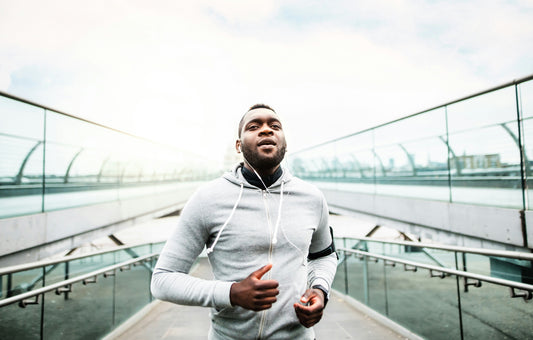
top-left (242, 162), bottom-right (279, 177)
top-left (241, 164), bottom-right (283, 189)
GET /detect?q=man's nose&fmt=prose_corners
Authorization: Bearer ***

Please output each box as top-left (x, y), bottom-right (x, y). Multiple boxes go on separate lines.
top-left (259, 125), bottom-right (274, 135)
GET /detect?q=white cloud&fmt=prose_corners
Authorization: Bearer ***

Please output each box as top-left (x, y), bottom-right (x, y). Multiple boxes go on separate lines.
top-left (1, 0), bottom-right (532, 162)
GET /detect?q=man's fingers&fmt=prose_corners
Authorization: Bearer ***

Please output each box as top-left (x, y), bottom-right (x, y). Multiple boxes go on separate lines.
top-left (294, 303), bottom-right (323, 328)
top-left (252, 263), bottom-right (273, 279)
top-left (255, 287), bottom-right (279, 298)
top-left (294, 292), bottom-right (325, 328)
top-left (300, 289), bottom-right (312, 303)
top-left (250, 264), bottom-right (278, 290)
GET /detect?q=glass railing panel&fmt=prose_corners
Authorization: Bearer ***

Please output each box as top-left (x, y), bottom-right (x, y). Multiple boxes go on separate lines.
top-left (446, 86), bottom-right (523, 208)
top-left (457, 252), bottom-right (531, 285)
top-left (460, 281), bottom-right (533, 339)
top-left (42, 263), bottom-right (67, 286)
top-left (343, 255), bottom-right (365, 302)
top-left (0, 298), bottom-right (42, 339)
top-left (366, 258), bottom-right (387, 315)
top-left (383, 244), bottom-right (459, 269)
top-left (0, 268), bottom-right (44, 300)
top-left (115, 245), bottom-right (152, 262)
top-left (331, 132), bottom-right (376, 188)
top-left (417, 248), bottom-right (458, 268)
top-left (1, 246), bottom-right (160, 300)
top-left (20, 142), bottom-right (45, 183)
top-left (386, 265), bottom-right (462, 340)
top-left (152, 242), bottom-right (165, 254)
top-left (373, 108), bottom-right (449, 201)
top-left (287, 130), bottom-right (376, 193)
top-left (114, 263), bottom-right (152, 327)
top-left (115, 248), bottom-right (139, 263)
top-left (0, 97), bottom-right (45, 218)
top-left (485, 256), bottom-right (533, 284)
top-left (67, 149), bottom-right (109, 183)
top-left (374, 144), bottom-right (412, 178)
top-left (460, 253), bottom-right (491, 277)
top-left (44, 111), bottom-right (121, 211)
top-left (0, 96), bottom-right (45, 141)
top-left (333, 149), bottom-right (376, 194)
top-left (337, 131), bottom-right (376, 191)
top-left (43, 143), bottom-right (80, 185)
top-left (74, 252), bottom-right (117, 274)
top-left (0, 136), bottom-right (39, 182)
top-left (42, 276), bottom-right (115, 339)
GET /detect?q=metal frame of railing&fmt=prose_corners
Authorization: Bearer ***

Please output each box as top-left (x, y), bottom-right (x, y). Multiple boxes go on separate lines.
top-left (338, 248), bottom-right (533, 301)
top-left (0, 241), bottom-right (163, 300)
top-left (0, 253), bottom-right (158, 308)
top-left (338, 237), bottom-right (533, 261)
top-left (336, 244), bottom-right (533, 340)
top-left (0, 241), bottom-right (163, 276)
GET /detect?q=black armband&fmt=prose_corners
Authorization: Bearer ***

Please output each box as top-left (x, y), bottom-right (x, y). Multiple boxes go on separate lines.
top-left (307, 226), bottom-right (338, 260)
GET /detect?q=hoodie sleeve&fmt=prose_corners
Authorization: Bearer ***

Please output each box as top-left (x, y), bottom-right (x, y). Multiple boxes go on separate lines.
top-left (150, 188), bottom-right (234, 309)
top-left (307, 195), bottom-right (338, 292)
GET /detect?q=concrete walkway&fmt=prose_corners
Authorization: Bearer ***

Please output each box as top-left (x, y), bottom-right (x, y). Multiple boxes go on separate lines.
top-left (109, 258), bottom-right (413, 340)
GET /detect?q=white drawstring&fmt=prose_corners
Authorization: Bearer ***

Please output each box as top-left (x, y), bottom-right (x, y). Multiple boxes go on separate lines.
top-left (206, 183), bottom-right (244, 254)
top-left (271, 180), bottom-right (284, 245)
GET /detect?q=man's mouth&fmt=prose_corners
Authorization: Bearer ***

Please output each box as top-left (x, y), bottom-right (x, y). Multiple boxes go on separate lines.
top-left (258, 139), bottom-right (276, 147)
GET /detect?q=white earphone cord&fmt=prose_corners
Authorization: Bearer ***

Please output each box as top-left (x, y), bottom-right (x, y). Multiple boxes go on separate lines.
top-left (242, 155), bottom-right (284, 245)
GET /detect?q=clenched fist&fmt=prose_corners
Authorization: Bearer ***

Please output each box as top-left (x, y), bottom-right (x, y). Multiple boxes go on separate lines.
top-left (230, 264), bottom-right (279, 311)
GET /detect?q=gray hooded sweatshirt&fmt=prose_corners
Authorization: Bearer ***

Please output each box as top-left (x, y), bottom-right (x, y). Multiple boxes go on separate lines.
top-left (151, 164), bottom-right (337, 339)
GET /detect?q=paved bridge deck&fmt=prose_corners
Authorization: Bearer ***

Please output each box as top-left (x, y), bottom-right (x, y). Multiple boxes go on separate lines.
top-left (107, 257), bottom-right (412, 340)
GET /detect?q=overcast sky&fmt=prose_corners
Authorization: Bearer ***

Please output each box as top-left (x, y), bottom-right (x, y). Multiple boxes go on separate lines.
top-left (1, 0), bottom-right (532, 163)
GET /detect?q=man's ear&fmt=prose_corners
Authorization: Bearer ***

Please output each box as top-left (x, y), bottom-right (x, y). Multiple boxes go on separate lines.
top-left (235, 139), bottom-right (242, 153)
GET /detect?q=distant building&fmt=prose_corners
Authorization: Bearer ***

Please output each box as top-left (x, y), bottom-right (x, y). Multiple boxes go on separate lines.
top-left (452, 154), bottom-right (501, 169)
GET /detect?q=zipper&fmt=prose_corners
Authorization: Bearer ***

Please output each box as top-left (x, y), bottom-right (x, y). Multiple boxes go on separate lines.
top-left (256, 189), bottom-right (275, 340)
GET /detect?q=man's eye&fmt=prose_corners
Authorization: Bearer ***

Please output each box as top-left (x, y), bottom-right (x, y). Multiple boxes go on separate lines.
top-left (271, 124), bottom-right (281, 129)
top-left (248, 125), bottom-right (258, 130)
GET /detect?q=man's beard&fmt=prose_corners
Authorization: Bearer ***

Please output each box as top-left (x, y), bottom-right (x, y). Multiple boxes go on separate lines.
top-left (241, 143), bottom-right (287, 171)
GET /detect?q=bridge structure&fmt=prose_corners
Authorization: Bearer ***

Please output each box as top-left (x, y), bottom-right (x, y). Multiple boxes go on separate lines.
top-left (1, 75), bottom-right (533, 339)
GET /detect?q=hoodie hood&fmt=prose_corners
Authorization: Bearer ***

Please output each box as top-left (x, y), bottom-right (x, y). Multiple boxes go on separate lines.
top-left (207, 163), bottom-right (292, 254)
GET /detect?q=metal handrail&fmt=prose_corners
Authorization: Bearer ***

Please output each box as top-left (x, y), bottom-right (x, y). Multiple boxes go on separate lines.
top-left (0, 241), bottom-right (164, 276)
top-left (338, 237), bottom-right (533, 261)
top-left (339, 248), bottom-right (533, 300)
top-left (0, 253), bottom-right (158, 308)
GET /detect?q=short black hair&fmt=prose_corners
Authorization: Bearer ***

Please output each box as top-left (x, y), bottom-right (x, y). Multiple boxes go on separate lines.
top-left (238, 104), bottom-right (276, 138)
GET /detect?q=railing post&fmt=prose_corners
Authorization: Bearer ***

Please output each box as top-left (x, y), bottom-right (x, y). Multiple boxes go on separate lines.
top-left (42, 109), bottom-right (47, 213)
top-left (64, 261), bottom-right (70, 300)
top-left (462, 252), bottom-right (469, 292)
top-left (343, 238), bottom-right (348, 295)
top-left (454, 252), bottom-right (465, 340)
top-left (383, 256), bottom-right (389, 316)
top-left (363, 255), bottom-right (369, 305)
top-left (40, 267), bottom-right (45, 340)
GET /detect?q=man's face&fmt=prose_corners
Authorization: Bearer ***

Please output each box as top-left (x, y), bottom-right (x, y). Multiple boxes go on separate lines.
top-left (237, 108), bottom-right (287, 172)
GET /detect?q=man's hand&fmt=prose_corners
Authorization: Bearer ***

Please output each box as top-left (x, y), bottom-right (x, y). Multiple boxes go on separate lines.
top-left (230, 264), bottom-right (279, 311)
top-left (293, 288), bottom-right (325, 328)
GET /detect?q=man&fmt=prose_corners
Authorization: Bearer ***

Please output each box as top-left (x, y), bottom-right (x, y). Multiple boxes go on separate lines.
top-left (151, 104), bottom-right (337, 339)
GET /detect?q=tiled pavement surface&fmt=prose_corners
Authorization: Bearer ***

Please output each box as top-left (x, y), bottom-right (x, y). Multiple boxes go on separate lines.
top-left (112, 258), bottom-right (407, 340)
